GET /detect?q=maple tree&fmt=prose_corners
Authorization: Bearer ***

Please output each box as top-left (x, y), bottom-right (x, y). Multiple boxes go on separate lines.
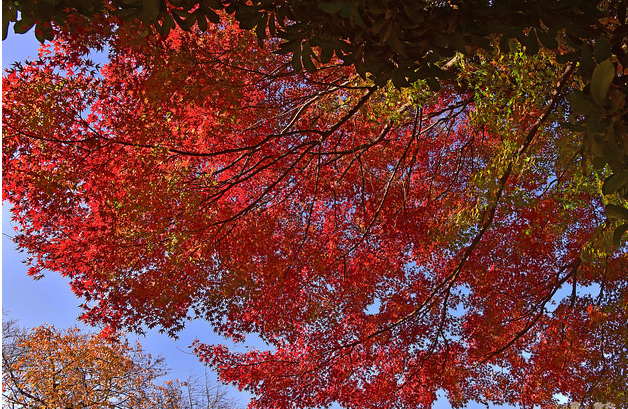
top-left (1, 318), bottom-right (238, 409)
top-left (3, 10), bottom-right (628, 409)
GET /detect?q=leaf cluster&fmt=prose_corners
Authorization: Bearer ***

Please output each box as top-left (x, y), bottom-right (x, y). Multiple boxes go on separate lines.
top-left (1, 0), bottom-right (606, 86)
top-left (566, 17), bottom-right (628, 244)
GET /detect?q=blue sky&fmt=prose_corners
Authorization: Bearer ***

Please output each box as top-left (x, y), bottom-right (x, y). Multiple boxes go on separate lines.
top-left (1, 27), bottom-right (515, 409)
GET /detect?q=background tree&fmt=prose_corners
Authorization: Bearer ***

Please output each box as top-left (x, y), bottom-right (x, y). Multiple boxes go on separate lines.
top-left (1, 318), bottom-right (239, 409)
top-left (156, 372), bottom-right (238, 409)
top-left (3, 9), bottom-right (628, 409)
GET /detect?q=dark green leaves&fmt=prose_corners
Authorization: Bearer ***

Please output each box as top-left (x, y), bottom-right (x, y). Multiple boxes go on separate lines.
top-left (567, 90), bottom-right (597, 116)
top-left (613, 223), bottom-right (628, 247)
top-left (301, 42), bottom-right (316, 73)
top-left (425, 77), bottom-right (440, 92)
top-left (197, 13), bottom-right (208, 32)
top-left (255, 13), bottom-right (267, 41)
top-left (603, 172), bottom-right (628, 195)
top-left (535, 28), bottom-right (558, 50)
top-left (34, 23), bottom-right (54, 42)
top-left (0, 0), bottom-right (610, 96)
top-left (13, 16), bottom-right (35, 34)
top-left (236, 9), bottom-right (263, 30)
top-left (594, 35), bottom-right (612, 63)
top-left (606, 203), bottom-right (628, 220)
top-left (2, 2), bottom-right (18, 40)
top-left (565, 54), bottom-right (627, 246)
top-left (590, 59), bottom-right (616, 106)
top-left (522, 30), bottom-right (539, 55)
top-left (141, 0), bottom-right (160, 24)
top-left (155, 14), bottom-right (175, 36)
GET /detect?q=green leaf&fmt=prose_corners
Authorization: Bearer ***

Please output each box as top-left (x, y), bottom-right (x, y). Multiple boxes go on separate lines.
top-left (592, 156), bottom-right (607, 169)
top-left (449, 34), bottom-right (467, 55)
top-left (206, 0), bottom-right (222, 9)
top-left (613, 223), bottom-right (628, 247)
top-left (605, 203), bottom-right (628, 220)
top-left (154, 14), bottom-right (170, 35)
top-left (301, 42), bottom-right (316, 73)
top-left (196, 14), bottom-right (207, 32)
top-left (117, 8), bottom-right (138, 19)
top-left (402, 4), bottom-right (423, 23)
top-left (579, 44), bottom-right (595, 80)
top-left (319, 44), bottom-right (334, 64)
top-left (380, 20), bottom-right (393, 44)
top-left (426, 77), bottom-right (440, 92)
top-left (524, 30), bottom-right (539, 55)
top-left (255, 14), bottom-right (267, 40)
top-left (594, 35), bottom-right (612, 63)
top-left (142, 0), bottom-right (160, 23)
top-left (302, 52), bottom-right (315, 72)
top-left (392, 70), bottom-right (409, 88)
top-left (371, 16), bottom-right (389, 34)
top-left (535, 28), bottom-right (558, 50)
top-left (372, 68), bottom-right (392, 87)
top-left (366, 0), bottom-right (387, 14)
top-left (349, 8), bottom-right (367, 29)
top-left (14, 17), bottom-right (35, 34)
top-left (561, 122), bottom-right (587, 132)
top-left (556, 51), bottom-right (579, 64)
top-left (590, 59), bottom-right (616, 106)
top-left (291, 52), bottom-right (302, 72)
top-left (499, 35), bottom-right (510, 53)
top-left (567, 91), bottom-right (597, 116)
top-left (2, 2), bottom-right (16, 40)
top-left (469, 35), bottom-right (491, 50)
top-left (237, 11), bottom-right (262, 30)
top-left (609, 89), bottom-right (626, 112)
top-left (179, 14), bottom-right (197, 30)
top-left (163, 14), bottom-right (175, 33)
top-left (390, 34), bottom-right (407, 58)
top-left (602, 171), bottom-right (628, 195)
top-left (275, 38), bottom-right (301, 55)
top-left (268, 12), bottom-right (276, 36)
top-left (205, 8), bottom-right (220, 24)
top-left (590, 137), bottom-right (607, 158)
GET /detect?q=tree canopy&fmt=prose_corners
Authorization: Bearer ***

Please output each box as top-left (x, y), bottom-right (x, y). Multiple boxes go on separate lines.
top-left (1, 319), bottom-right (238, 408)
top-left (2, 3), bottom-right (628, 409)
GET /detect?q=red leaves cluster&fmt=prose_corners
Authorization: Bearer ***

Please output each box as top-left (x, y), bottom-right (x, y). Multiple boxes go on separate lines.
top-left (3, 18), bottom-right (627, 408)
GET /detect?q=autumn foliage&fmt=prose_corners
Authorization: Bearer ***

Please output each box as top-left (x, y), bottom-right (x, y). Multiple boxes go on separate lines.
top-left (1, 319), bottom-right (238, 409)
top-left (2, 14), bottom-right (628, 409)
top-left (2, 321), bottom-right (168, 408)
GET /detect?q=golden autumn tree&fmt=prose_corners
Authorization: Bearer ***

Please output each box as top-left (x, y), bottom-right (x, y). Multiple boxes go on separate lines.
top-left (1, 319), bottom-right (238, 409)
